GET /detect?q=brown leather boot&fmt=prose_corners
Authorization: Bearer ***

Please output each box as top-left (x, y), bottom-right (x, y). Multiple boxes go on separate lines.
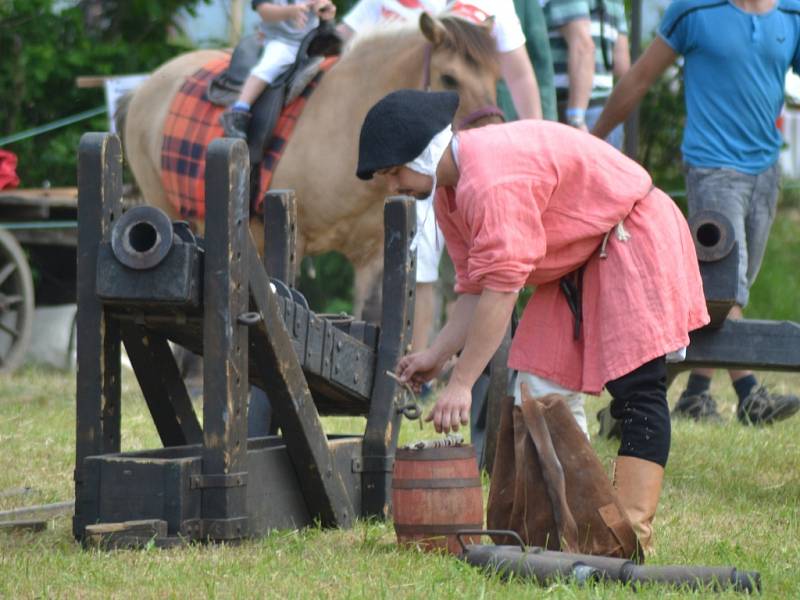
top-left (613, 456), bottom-right (664, 556)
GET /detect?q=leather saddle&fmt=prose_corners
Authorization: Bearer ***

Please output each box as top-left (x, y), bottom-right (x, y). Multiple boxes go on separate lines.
top-left (207, 22), bottom-right (342, 165)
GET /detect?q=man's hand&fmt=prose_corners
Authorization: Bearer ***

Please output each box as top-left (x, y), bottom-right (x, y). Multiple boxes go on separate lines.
top-left (425, 381), bottom-right (472, 434)
top-left (396, 349), bottom-right (448, 393)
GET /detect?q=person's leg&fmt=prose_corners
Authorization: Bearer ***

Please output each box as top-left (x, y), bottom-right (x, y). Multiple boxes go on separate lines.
top-left (221, 39), bottom-right (298, 139)
top-left (606, 356), bottom-right (669, 554)
top-left (734, 164), bottom-right (800, 424)
top-left (515, 371), bottom-right (588, 438)
top-left (238, 75), bottom-right (269, 108)
top-left (673, 167), bottom-right (751, 420)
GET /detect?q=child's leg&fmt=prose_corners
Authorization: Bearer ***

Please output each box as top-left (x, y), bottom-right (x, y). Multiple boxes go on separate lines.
top-left (236, 76), bottom-right (268, 108)
top-left (223, 39), bottom-right (302, 138)
top-left (240, 39), bottom-right (302, 106)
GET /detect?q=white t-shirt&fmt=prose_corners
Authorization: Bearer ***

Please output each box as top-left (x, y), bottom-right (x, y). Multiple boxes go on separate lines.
top-left (343, 0), bottom-right (526, 53)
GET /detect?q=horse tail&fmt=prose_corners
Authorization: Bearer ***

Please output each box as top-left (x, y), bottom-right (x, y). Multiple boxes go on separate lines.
top-left (114, 91), bottom-right (133, 141)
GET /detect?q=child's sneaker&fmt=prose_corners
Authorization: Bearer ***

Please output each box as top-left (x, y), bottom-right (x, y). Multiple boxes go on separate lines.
top-left (220, 109), bottom-right (251, 140)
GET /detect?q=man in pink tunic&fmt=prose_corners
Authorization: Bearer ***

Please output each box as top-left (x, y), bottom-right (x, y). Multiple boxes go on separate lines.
top-left (357, 89), bottom-right (710, 553)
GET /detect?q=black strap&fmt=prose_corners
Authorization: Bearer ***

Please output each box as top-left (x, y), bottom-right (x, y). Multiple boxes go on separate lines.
top-left (559, 264), bottom-right (586, 340)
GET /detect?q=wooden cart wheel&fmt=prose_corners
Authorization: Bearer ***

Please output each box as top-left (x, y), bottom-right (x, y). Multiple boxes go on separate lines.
top-left (0, 228), bottom-right (34, 373)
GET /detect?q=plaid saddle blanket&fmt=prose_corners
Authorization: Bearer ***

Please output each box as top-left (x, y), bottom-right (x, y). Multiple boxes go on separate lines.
top-left (161, 56), bottom-right (336, 220)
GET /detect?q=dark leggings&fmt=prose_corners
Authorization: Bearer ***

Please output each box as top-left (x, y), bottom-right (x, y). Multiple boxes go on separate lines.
top-left (607, 356), bottom-right (671, 467)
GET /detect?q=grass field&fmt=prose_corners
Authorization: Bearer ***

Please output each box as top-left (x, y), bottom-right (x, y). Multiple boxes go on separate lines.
top-left (1, 366), bottom-right (799, 599)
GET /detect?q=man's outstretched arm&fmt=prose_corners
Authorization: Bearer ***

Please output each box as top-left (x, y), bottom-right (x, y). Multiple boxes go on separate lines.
top-left (592, 36), bottom-right (677, 139)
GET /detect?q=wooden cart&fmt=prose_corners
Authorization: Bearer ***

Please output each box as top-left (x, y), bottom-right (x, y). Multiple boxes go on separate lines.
top-left (0, 187), bottom-right (78, 372)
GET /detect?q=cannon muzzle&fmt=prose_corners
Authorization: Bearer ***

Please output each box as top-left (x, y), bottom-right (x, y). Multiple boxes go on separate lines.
top-left (110, 205), bottom-right (175, 270)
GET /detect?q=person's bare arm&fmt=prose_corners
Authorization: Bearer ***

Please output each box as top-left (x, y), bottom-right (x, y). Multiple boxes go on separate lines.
top-left (592, 36), bottom-right (677, 139)
top-left (613, 33), bottom-right (630, 79)
top-left (425, 289), bottom-right (518, 433)
top-left (499, 46), bottom-right (543, 120)
top-left (561, 18), bottom-right (594, 128)
top-left (396, 293), bottom-right (480, 388)
top-left (256, 2), bottom-right (309, 25)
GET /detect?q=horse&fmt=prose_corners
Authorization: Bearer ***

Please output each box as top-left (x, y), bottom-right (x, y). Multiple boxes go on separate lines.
top-left (121, 13), bottom-right (502, 317)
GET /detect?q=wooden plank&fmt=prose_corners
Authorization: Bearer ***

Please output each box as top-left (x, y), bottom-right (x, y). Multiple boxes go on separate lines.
top-left (247, 236), bottom-right (354, 528)
top-left (0, 500), bottom-right (74, 521)
top-left (0, 187), bottom-right (78, 208)
top-left (361, 198), bottom-right (416, 519)
top-left (85, 519), bottom-right (167, 548)
top-left (0, 520), bottom-right (47, 532)
top-left (200, 138), bottom-right (250, 540)
top-left (75, 76), bottom-right (108, 88)
top-left (263, 190), bottom-right (297, 286)
top-left (0, 486), bottom-right (34, 499)
top-left (120, 323), bottom-right (203, 447)
top-left (74, 133), bottom-right (123, 540)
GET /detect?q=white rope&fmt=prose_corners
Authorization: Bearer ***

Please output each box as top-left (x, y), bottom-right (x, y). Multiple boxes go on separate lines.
top-left (599, 221), bottom-right (631, 259)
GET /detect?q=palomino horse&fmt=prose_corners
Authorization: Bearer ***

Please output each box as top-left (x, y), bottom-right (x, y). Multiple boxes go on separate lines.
top-left (122, 13), bottom-right (501, 316)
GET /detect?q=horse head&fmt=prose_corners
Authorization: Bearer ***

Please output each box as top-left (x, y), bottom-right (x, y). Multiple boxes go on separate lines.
top-left (419, 13), bottom-right (503, 130)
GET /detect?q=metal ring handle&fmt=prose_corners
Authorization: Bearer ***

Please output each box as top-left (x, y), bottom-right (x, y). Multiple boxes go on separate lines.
top-left (396, 401), bottom-right (422, 420)
top-left (455, 529), bottom-right (526, 554)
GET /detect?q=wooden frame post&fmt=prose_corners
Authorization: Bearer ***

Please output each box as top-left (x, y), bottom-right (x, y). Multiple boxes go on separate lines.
top-left (196, 138), bottom-right (250, 540)
top-left (263, 189), bottom-right (297, 286)
top-left (74, 133), bottom-right (123, 539)
top-left (361, 197), bottom-right (416, 518)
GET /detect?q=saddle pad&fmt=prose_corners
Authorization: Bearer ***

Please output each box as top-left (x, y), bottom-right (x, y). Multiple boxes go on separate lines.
top-left (161, 56), bottom-right (336, 220)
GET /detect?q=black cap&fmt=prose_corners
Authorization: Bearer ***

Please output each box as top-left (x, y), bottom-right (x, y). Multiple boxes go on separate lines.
top-left (356, 89), bottom-right (459, 180)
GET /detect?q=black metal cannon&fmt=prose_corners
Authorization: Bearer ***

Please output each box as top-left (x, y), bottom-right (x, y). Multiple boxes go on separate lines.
top-left (668, 210), bottom-right (800, 379)
top-left (457, 531), bottom-right (761, 593)
top-left (73, 133), bottom-right (417, 546)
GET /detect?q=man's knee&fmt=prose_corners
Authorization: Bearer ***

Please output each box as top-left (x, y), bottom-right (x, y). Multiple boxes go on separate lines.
top-left (607, 357), bottom-right (670, 466)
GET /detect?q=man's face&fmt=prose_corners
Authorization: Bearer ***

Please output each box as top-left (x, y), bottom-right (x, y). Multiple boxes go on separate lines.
top-left (375, 166), bottom-right (433, 200)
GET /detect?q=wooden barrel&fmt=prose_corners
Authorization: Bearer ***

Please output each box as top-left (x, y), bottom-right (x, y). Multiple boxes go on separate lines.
top-left (392, 445), bottom-right (483, 555)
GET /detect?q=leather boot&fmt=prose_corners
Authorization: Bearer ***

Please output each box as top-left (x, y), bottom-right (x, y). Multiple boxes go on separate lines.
top-left (220, 109), bottom-right (251, 140)
top-left (613, 455), bottom-right (664, 556)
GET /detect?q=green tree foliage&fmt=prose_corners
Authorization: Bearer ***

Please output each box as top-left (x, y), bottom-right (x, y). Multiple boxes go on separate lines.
top-left (0, 0), bottom-right (209, 186)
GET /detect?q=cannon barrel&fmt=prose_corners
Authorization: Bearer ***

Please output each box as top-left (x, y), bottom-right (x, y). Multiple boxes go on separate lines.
top-left (457, 531), bottom-right (760, 593)
top-left (689, 210), bottom-right (736, 263)
top-left (110, 205), bottom-right (175, 270)
top-left (688, 210), bottom-right (740, 327)
top-left (462, 544), bottom-right (599, 585)
top-left (96, 205), bottom-right (203, 306)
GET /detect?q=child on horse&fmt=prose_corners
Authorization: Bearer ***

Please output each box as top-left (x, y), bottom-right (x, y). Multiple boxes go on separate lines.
top-left (221, 0), bottom-right (337, 139)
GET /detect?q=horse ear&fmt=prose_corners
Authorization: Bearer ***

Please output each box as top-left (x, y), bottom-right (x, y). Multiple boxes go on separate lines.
top-left (480, 15), bottom-right (495, 32)
top-left (420, 12), bottom-right (448, 47)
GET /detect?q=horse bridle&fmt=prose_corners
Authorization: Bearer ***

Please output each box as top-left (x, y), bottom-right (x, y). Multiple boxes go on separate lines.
top-left (421, 43), bottom-right (505, 130)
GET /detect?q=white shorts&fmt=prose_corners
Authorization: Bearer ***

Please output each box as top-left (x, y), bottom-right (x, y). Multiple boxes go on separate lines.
top-left (512, 370), bottom-right (589, 438)
top-left (412, 198), bottom-right (444, 283)
top-left (250, 39), bottom-right (301, 85)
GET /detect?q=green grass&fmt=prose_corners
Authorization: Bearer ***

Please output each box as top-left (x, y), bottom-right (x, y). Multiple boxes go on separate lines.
top-left (1, 367), bottom-right (799, 598)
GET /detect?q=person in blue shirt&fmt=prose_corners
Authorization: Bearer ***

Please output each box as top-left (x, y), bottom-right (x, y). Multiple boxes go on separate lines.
top-left (593, 0), bottom-right (800, 426)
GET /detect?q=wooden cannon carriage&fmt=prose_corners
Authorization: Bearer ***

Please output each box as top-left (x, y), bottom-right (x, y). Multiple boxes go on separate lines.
top-left (73, 132), bottom-right (417, 545)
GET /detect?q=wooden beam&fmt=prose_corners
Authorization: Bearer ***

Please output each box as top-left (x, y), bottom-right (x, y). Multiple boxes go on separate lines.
top-left (248, 236), bottom-right (355, 528)
top-left (74, 133), bottom-right (123, 540)
top-left (200, 138), bottom-right (250, 540)
top-left (121, 323), bottom-right (203, 447)
top-left (361, 198), bottom-right (416, 518)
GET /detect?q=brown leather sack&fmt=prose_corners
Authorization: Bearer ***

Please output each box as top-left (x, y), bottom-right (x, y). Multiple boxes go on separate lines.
top-left (487, 387), bottom-right (643, 561)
